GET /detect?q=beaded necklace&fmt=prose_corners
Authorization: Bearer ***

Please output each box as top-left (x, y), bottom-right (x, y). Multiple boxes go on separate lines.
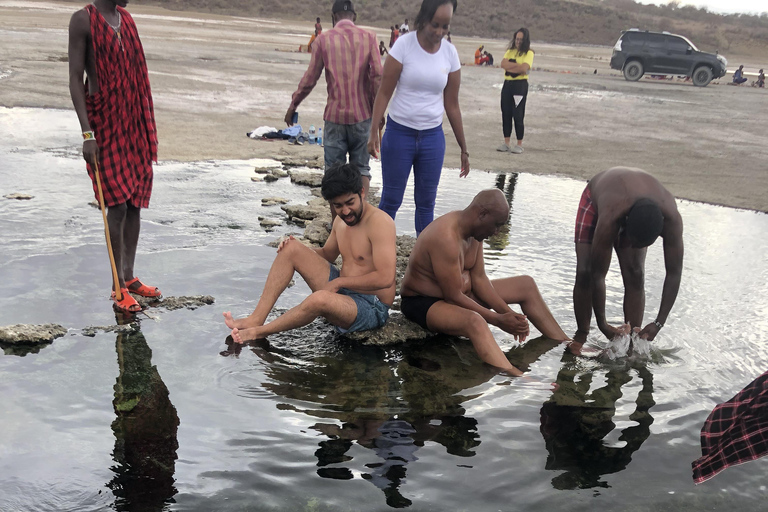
top-left (106, 10), bottom-right (123, 51)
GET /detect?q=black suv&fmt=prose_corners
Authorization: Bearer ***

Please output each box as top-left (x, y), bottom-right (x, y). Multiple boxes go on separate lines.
top-left (610, 29), bottom-right (727, 87)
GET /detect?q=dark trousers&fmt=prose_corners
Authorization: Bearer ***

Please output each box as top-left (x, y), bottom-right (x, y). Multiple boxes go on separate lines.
top-left (501, 79), bottom-right (528, 141)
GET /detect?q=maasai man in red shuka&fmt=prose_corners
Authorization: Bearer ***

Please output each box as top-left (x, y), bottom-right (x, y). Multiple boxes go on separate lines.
top-left (68, 0), bottom-right (161, 313)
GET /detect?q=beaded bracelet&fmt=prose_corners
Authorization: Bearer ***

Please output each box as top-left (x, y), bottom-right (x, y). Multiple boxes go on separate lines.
top-left (82, 131), bottom-right (95, 141)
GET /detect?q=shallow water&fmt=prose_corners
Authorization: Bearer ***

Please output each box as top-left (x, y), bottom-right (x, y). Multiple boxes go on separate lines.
top-left (1, 107), bottom-right (767, 511)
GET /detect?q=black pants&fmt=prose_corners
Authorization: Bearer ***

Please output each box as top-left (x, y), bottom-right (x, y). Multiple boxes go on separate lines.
top-left (500, 79), bottom-right (528, 141)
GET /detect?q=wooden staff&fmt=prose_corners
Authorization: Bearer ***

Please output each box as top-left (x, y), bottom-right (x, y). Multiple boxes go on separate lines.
top-left (92, 158), bottom-right (122, 301)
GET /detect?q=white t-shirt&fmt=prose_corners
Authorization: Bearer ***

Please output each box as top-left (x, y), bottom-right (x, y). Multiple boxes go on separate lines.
top-left (387, 32), bottom-right (461, 130)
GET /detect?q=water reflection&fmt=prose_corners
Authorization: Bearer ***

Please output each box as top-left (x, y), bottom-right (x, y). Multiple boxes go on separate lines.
top-left (486, 172), bottom-right (518, 251)
top-left (0, 340), bottom-right (53, 357)
top-left (109, 324), bottom-right (179, 511)
top-left (221, 326), bottom-right (563, 508)
top-left (540, 352), bottom-right (655, 490)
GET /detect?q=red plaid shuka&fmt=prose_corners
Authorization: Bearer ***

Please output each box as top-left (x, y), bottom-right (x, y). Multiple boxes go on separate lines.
top-left (692, 370), bottom-right (768, 484)
top-left (84, 4), bottom-right (157, 208)
top-left (574, 184), bottom-right (597, 244)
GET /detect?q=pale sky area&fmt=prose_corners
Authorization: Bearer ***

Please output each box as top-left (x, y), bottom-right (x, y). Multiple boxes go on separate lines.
top-left (636, 0), bottom-right (766, 15)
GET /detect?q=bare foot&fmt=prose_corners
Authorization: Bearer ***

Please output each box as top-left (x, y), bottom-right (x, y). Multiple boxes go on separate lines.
top-left (231, 326), bottom-right (265, 344)
top-left (223, 311), bottom-right (237, 329)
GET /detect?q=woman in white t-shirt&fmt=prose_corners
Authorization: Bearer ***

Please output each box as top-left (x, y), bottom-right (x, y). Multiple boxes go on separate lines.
top-left (367, 0), bottom-right (469, 236)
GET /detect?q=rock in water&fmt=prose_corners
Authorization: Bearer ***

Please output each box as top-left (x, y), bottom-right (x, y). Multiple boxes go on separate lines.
top-left (4, 193), bottom-right (34, 200)
top-left (0, 324), bottom-right (67, 344)
top-left (344, 312), bottom-right (434, 346)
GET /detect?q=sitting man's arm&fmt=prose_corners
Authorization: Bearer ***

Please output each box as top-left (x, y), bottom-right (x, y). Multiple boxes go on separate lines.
top-left (315, 228), bottom-right (341, 263)
top-left (431, 238), bottom-right (504, 324)
top-left (639, 215), bottom-right (683, 340)
top-left (468, 244), bottom-right (530, 340)
top-left (325, 214), bottom-right (397, 293)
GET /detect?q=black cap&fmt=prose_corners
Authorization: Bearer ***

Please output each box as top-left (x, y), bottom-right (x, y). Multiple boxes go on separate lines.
top-left (332, 0), bottom-right (355, 15)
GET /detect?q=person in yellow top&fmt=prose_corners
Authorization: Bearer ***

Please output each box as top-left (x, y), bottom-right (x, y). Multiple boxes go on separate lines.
top-left (497, 28), bottom-right (534, 154)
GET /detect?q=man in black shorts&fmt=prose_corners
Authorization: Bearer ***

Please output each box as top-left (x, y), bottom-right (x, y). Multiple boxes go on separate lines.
top-left (399, 189), bottom-right (569, 375)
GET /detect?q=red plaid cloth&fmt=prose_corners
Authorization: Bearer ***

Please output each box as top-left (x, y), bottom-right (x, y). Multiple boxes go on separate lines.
top-left (692, 370), bottom-right (768, 484)
top-left (84, 4), bottom-right (157, 208)
top-left (574, 185), bottom-right (597, 244)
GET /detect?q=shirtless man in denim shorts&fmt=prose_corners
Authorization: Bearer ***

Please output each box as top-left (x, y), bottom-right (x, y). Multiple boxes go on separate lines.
top-left (224, 163), bottom-right (396, 342)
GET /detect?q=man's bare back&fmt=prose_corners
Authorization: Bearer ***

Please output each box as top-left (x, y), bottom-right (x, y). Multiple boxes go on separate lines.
top-left (589, 167), bottom-right (679, 227)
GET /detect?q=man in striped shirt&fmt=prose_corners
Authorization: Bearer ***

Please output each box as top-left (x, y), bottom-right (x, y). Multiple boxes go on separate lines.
top-left (285, 0), bottom-right (382, 210)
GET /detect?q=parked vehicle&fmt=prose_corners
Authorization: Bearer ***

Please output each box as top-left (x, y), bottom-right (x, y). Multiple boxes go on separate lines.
top-left (610, 29), bottom-right (727, 87)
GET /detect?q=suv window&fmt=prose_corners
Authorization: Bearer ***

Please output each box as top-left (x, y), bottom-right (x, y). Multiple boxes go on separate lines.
top-left (622, 32), bottom-right (637, 44)
top-left (667, 36), bottom-right (689, 52)
top-left (643, 33), bottom-right (667, 49)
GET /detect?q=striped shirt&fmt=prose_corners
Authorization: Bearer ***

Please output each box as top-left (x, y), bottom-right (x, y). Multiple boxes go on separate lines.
top-left (289, 20), bottom-right (382, 125)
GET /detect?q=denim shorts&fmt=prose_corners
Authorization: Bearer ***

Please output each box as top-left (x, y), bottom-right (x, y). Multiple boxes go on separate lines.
top-left (329, 264), bottom-right (390, 333)
top-left (323, 118), bottom-right (372, 178)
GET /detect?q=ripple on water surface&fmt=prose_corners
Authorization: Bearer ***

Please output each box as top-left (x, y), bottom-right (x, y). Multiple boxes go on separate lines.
top-left (1, 107), bottom-right (768, 510)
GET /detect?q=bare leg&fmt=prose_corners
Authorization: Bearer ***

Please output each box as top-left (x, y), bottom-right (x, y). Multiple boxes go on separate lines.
top-left (425, 301), bottom-right (523, 376)
top-left (616, 246), bottom-right (647, 328)
top-left (573, 243), bottom-right (593, 335)
top-left (491, 275), bottom-right (569, 341)
top-left (232, 290), bottom-right (358, 343)
top-left (223, 239), bottom-right (334, 329)
top-left (106, 202), bottom-right (128, 288)
top-left (122, 203), bottom-right (141, 281)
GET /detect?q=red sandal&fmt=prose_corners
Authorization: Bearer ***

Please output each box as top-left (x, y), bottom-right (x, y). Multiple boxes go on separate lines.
top-left (125, 277), bottom-right (162, 298)
top-left (111, 288), bottom-right (142, 313)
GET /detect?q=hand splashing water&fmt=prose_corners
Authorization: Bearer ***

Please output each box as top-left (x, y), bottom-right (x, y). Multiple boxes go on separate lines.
top-left (601, 330), bottom-right (652, 361)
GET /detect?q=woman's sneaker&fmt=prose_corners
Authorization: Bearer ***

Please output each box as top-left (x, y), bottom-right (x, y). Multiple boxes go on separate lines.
top-left (496, 143), bottom-right (511, 152)
top-left (510, 145), bottom-right (523, 154)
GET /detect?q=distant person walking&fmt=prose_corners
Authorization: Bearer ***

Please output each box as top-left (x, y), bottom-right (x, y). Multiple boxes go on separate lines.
top-left (367, 0), bottom-right (469, 236)
top-left (401, 18), bottom-right (409, 34)
top-left (68, 0), bottom-right (162, 313)
top-left (389, 26), bottom-right (396, 48)
top-left (285, 0), bottom-right (382, 219)
top-left (497, 28), bottom-right (533, 154)
top-left (315, 16), bottom-right (322, 35)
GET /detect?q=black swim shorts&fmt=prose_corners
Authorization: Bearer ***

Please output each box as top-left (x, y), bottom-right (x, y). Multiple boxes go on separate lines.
top-left (400, 295), bottom-right (442, 331)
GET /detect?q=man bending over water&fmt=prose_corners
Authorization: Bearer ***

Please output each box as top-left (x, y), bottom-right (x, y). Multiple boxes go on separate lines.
top-left (573, 167), bottom-right (683, 344)
top-left (400, 189), bottom-right (569, 376)
top-left (224, 163), bottom-right (396, 342)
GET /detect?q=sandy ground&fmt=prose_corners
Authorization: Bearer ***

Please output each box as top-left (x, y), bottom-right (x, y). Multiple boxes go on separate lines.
top-left (1, 0), bottom-right (766, 212)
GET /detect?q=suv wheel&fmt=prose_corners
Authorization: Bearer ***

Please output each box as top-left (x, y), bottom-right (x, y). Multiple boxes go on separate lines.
top-left (623, 60), bottom-right (644, 81)
top-left (692, 66), bottom-right (713, 87)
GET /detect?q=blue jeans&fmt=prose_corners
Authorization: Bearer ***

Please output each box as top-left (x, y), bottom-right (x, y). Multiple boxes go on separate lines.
top-left (329, 264), bottom-right (390, 333)
top-left (379, 116), bottom-right (446, 235)
top-left (323, 118), bottom-right (372, 178)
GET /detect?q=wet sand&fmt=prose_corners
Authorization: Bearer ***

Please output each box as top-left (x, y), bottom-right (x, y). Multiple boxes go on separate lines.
top-left (1, 0), bottom-right (766, 211)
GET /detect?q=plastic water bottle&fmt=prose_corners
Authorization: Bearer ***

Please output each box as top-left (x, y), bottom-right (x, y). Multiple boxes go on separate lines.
top-left (317, 128), bottom-right (322, 146)
top-left (309, 125), bottom-right (316, 144)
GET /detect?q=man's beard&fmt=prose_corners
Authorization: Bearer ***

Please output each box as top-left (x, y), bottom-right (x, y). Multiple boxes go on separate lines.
top-left (341, 206), bottom-right (363, 226)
